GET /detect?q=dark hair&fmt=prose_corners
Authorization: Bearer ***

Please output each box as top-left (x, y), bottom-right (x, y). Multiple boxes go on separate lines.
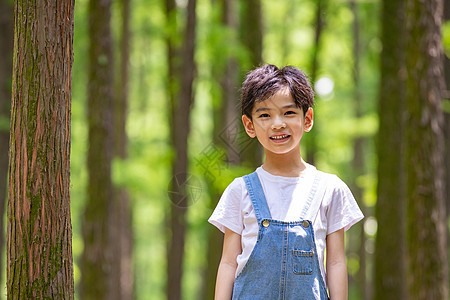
top-left (240, 64), bottom-right (314, 119)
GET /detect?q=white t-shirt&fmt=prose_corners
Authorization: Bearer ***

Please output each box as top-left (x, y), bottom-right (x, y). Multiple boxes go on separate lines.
top-left (208, 165), bottom-right (364, 283)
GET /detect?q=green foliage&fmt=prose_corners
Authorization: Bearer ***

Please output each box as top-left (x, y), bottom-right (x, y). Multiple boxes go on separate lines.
top-left (443, 21), bottom-right (450, 58)
top-left (0, 116), bottom-right (10, 132)
top-left (443, 99), bottom-right (450, 113)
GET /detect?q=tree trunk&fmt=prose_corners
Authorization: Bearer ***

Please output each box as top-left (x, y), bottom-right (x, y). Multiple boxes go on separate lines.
top-left (201, 1), bottom-right (239, 299)
top-left (80, 0), bottom-right (114, 298)
top-left (240, 0), bottom-right (262, 69)
top-left (239, 0), bottom-right (263, 168)
top-left (374, 0), bottom-right (407, 299)
top-left (219, 0), bottom-right (240, 166)
top-left (165, 0), bottom-right (197, 299)
top-left (110, 0), bottom-right (133, 298)
top-left (443, 0), bottom-right (450, 233)
top-left (306, 0), bottom-right (326, 166)
top-left (7, 0), bottom-right (75, 298)
top-left (0, 0), bottom-right (14, 294)
top-left (404, 0), bottom-right (448, 298)
top-left (349, 1), bottom-right (368, 299)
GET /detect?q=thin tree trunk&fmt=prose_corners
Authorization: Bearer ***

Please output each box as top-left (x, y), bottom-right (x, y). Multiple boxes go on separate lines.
top-left (349, 2), bottom-right (367, 299)
top-left (443, 0), bottom-right (450, 232)
top-left (240, 0), bottom-right (262, 68)
top-left (0, 0), bottom-right (14, 294)
top-left (110, 0), bottom-right (133, 298)
top-left (166, 0), bottom-right (197, 299)
top-left (306, 0), bottom-right (326, 166)
top-left (7, 0), bottom-right (75, 298)
top-left (404, 0), bottom-right (448, 298)
top-left (444, 6), bottom-right (450, 286)
top-left (220, 0), bottom-right (240, 166)
top-left (239, 0), bottom-right (263, 168)
top-left (374, 0), bottom-right (407, 298)
top-left (81, 0), bottom-right (114, 298)
top-left (202, 1), bottom-right (238, 299)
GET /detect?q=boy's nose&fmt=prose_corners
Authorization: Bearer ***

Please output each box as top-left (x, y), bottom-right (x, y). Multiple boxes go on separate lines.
top-left (271, 119), bottom-right (286, 130)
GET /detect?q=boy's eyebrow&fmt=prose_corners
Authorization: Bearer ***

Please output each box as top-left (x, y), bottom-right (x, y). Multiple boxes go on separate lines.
top-left (283, 104), bottom-right (298, 109)
top-left (254, 107), bottom-right (271, 113)
top-left (254, 104), bottom-right (298, 113)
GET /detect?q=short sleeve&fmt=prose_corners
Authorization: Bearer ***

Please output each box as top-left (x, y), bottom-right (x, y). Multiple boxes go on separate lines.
top-left (326, 176), bottom-right (364, 235)
top-left (208, 178), bottom-right (244, 235)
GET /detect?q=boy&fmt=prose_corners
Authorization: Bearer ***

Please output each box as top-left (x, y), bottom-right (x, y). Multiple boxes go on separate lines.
top-left (209, 64), bottom-right (364, 299)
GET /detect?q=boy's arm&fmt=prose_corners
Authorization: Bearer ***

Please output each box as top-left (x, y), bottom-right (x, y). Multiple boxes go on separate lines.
top-left (215, 228), bottom-right (242, 300)
top-left (326, 228), bottom-right (348, 300)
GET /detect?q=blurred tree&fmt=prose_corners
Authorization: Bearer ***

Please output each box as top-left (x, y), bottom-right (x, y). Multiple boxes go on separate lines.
top-left (309, 0), bottom-right (326, 87)
top-left (404, 0), bottom-right (448, 298)
top-left (374, 0), bottom-right (407, 298)
top-left (240, 0), bottom-right (262, 69)
top-left (165, 0), bottom-right (197, 299)
top-left (80, 0), bottom-right (114, 298)
top-left (306, 0), bottom-right (327, 166)
top-left (0, 0), bottom-right (13, 293)
top-left (349, 1), bottom-right (368, 299)
top-left (110, 0), bottom-right (133, 298)
top-left (444, 0), bottom-right (450, 219)
top-left (219, 0), bottom-right (241, 166)
top-left (239, 0), bottom-right (263, 167)
top-left (202, 1), bottom-right (240, 299)
top-left (7, 0), bottom-right (75, 298)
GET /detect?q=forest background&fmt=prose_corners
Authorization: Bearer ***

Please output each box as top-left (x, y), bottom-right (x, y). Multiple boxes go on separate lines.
top-left (0, 0), bottom-right (449, 299)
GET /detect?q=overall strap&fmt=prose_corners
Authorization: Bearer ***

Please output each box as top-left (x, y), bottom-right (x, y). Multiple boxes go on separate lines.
top-left (300, 170), bottom-right (329, 222)
top-left (243, 172), bottom-right (272, 221)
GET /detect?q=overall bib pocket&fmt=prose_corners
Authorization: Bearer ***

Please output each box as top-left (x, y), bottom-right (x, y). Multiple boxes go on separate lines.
top-left (293, 249), bottom-right (313, 275)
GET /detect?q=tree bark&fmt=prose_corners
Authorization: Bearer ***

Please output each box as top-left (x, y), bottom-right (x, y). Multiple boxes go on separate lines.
top-left (443, 0), bottom-right (450, 230)
top-left (306, 0), bottom-right (326, 166)
top-left (404, 0), bottom-right (448, 298)
top-left (201, 1), bottom-right (239, 299)
top-left (240, 0), bottom-right (262, 69)
top-left (239, 0), bottom-right (263, 168)
top-left (0, 0), bottom-right (14, 293)
top-left (349, 1), bottom-right (368, 299)
top-left (7, 0), bottom-right (75, 298)
top-left (110, 0), bottom-right (133, 298)
top-left (165, 0), bottom-right (197, 299)
top-left (374, 0), bottom-right (407, 299)
top-left (219, 0), bottom-right (240, 166)
top-left (80, 0), bottom-right (114, 298)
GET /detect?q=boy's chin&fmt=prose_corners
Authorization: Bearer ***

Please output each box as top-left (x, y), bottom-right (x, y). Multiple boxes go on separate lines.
top-left (264, 147), bottom-right (300, 156)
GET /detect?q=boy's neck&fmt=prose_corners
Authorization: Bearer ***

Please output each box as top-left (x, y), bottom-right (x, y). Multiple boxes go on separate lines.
top-left (262, 148), bottom-right (309, 177)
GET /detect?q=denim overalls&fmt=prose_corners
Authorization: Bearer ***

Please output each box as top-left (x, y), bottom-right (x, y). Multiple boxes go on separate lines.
top-left (232, 171), bottom-right (329, 300)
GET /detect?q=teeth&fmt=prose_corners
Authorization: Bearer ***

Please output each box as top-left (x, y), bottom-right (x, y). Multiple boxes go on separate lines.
top-left (271, 135), bottom-right (288, 140)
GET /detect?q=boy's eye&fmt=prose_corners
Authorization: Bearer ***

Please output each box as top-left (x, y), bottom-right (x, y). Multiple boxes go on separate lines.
top-left (285, 111), bottom-right (296, 115)
top-left (258, 113), bottom-right (270, 118)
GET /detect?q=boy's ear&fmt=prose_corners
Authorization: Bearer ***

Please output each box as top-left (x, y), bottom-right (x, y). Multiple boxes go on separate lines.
top-left (242, 115), bottom-right (256, 138)
top-left (304, 107), bottom-right (314, 132)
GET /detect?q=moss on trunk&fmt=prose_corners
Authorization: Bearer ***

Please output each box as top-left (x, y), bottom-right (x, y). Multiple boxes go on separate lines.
top-left (7, 0), bottom-right (75, 298)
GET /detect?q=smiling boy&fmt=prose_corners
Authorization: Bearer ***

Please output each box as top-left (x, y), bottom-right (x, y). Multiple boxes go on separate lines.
top-left (209, 64), bottom-right (363, 299)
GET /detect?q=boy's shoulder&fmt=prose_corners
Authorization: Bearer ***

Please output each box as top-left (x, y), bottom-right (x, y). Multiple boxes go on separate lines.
top-left (222, 176), bottom-right (246, 195)
top-left (314, 168), bottom-right (349, 190)
top-left (315, 168), bottom-right (342, 181)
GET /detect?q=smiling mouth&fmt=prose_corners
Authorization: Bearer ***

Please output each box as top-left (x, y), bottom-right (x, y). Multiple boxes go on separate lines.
top-left (270, 134), bottom-right (290, 140)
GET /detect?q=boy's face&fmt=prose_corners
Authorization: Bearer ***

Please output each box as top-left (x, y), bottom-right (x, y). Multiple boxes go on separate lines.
top-left (242, 88), bottom-right (313, 156)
